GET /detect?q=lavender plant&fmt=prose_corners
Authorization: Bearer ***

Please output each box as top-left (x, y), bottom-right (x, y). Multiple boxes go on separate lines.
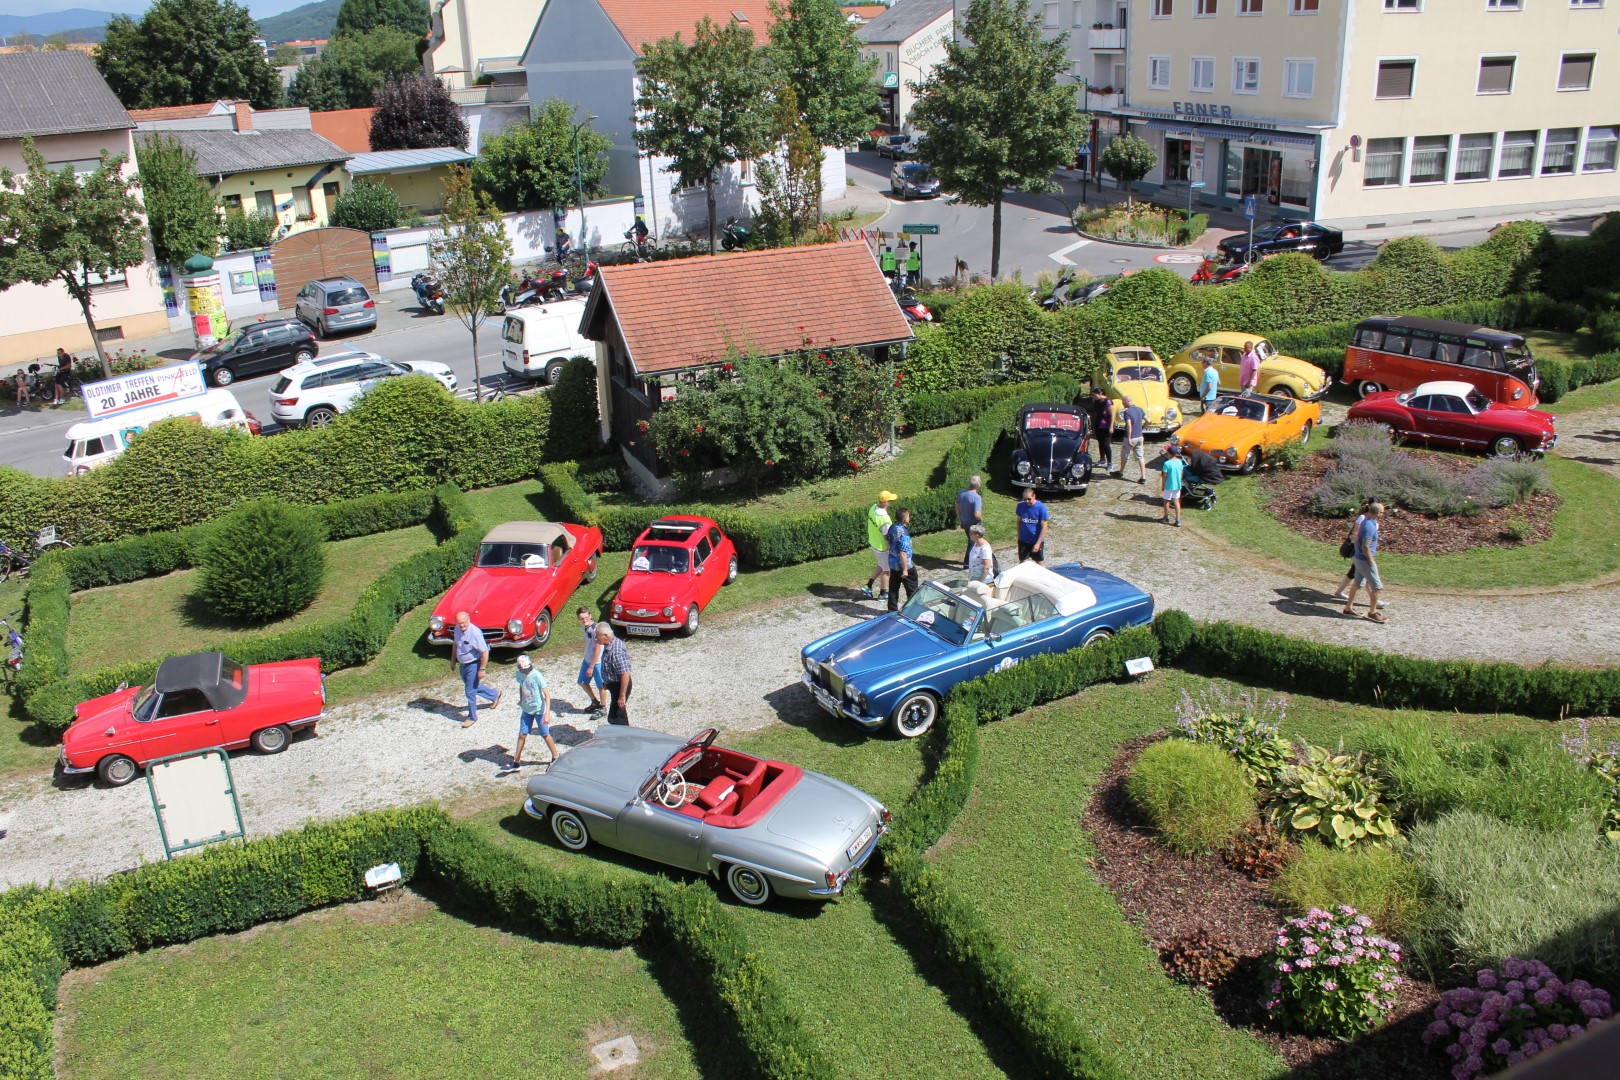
top-left (1423, 957), bottom-right (1613, 1078)
top-left (1266, 905), bottom-right (1403, 1038)
top-left (1561, 718), bottom-right (1620, 841)
top-left (1173, 683), bottom-right (1296, 788)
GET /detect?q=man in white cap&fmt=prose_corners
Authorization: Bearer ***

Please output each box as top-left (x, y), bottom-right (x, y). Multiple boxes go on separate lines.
top-left (509, 653), bottom-right (558, 768)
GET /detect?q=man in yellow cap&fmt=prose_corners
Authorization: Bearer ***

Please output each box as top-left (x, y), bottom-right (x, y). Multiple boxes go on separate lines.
top-left (861, 490), bottom-right (899, 600)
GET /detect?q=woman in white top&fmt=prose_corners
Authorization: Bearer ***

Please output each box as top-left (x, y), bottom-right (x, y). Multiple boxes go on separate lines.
top-left (966, 525), bottom-right (995, 583)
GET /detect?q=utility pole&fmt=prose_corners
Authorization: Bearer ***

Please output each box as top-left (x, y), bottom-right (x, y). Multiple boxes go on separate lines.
top-left (572, 114), bottom-right (598, 264)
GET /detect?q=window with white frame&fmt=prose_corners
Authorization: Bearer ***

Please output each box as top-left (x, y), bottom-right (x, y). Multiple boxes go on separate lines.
top-left (1149, 55), bottom-right (1172, 88)
top-left (1364, 137), bottom-right (1405, 186)
top-left (1409, 136), bottom-right (1450, 183)
top-left (1558, 53), bottom-right (1595, 90)
top-left (1486, 0), bottom-right (1521, 8)
top-left (1232, 57), bottom-right (1260, 92)
top-left (1190, 56), bottom-right (1216, 90)
top-left (1241, 0), bottom-right (1262, 11)
top-left (1477, 56), bottom-right (1515, 94)
top-left (1570, 0), bottom-right (1603, 8)
top-left (1073, 1), bottom-right (1085, 24)
top-left (1291, 0), bottom-right (1317, 10)
top-left (1283, 58), bottom-right (1315, 97)
top-left (1196, 0), bottom-right (1217, 14)
top-left (1584, 126), bottom-right (1618, 171)
top-left (1043, 3), bottom-right (1060, 26)
top-left (1154, 0), bottom-right (1173, 15)
top-left (1384, 0), bottom-right (1420, 9)
top-left (1454, 133), bottom-right (1495, 180)
top-left (1541, 127), bottom-right (1579, 173)
top-left (1376, 59), bottom-right (1416, 98)
top-left (1497, 130), bottom-right (1537, 177)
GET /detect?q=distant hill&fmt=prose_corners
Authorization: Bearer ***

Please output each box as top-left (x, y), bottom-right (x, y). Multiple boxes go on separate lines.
top-left (257, 0), bottom-right (342, 43)
top-left (0, 8), bottom-right (121, 36)
top-left (0, 26), bottom-right (107, 46)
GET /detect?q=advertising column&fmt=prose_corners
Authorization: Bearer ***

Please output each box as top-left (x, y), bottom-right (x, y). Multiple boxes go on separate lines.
top-left (179, 253), bottom-right (227, 349)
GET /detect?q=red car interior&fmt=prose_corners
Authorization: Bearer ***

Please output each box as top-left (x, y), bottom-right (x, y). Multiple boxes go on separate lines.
top-left (660, 746), bottom-right (803, 829)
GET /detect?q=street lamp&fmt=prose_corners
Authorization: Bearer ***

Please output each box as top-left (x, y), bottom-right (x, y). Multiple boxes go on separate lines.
top-left (571, 113), bottom-right (598, 264)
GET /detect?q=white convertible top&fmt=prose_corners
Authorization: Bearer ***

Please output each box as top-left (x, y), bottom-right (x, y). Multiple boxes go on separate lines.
top-left (1410, 380), bottom-right (1479, 400)
top-left (989, 561), bottom-right (1096, 615)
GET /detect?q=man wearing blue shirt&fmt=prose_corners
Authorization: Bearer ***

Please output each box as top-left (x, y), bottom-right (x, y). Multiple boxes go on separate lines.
top-left (1160, 444), bottom-right (1186, 528)
top-left (1119, 402), bottom-right (1148, 484)
top-left (1342, 502), bottom-right (1387, 624)
top-left (451, 610), bottom-right (501, 728)
top-left (1200, 355), bottom-right (1220, 414)
top-left (886, 507), bottom-right (917, 613)
top-left (1016, 487), bottom-right (1049, 563)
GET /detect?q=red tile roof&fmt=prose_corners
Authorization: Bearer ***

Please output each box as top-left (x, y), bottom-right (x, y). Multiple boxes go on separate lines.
top-left (841, 5), bottom-right (887, 19)
top-left (127, 101), bottom-right (234, 122)
top-left (596, 0), bottom-right (777, 54)
top-left (587, 242), bottom-right (913, 375)
top-left (309, 107), bottom-right (374, 153)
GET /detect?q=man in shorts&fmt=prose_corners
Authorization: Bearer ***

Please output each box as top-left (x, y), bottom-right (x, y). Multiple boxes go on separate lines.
top-left (509, 653), bottom-right (558, 768)
top-left (1119, 401), bottom-right (1148, 483)
top-left (1343, 502), bottom-right (1388, 624)
top-left (575, 607), bottom-right (605, 717)
top-left (861, 490), bottom-right (898, 600)
top-left (1160, 443), bottom-right (1185, 528)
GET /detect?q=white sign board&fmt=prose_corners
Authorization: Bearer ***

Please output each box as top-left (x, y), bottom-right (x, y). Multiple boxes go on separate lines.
top-left (147, 747), bottom-right (245, 857)
top-left (1124, 656), bottom-right (1156, 677)
top-left (1191, 144), bottom-right (1205, 184)
top-left (81, 361), bottom-right (207, 420)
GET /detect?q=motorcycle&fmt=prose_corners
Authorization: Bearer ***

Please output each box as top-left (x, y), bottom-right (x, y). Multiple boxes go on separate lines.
top-left (897, 288), bottom-right (933, 324)
top-left (1071, 278), bottom-right (1112, 307)
top-left (1032, 271), bottom-right (1078, 312)
top-left (1190, 257), bottom-right (1252, 286)
top-left (411, 273), bottom-right (446, 314)
top-left (537, 268), bottom-right (573, 303)
top-left (719, 217), bottom-right (752, 252)
top-left (501, 272), bottom-right (543, 312)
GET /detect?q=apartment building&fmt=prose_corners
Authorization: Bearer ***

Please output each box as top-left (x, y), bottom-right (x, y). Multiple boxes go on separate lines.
top-left (1035, 0), bottom-right (1131, 172)
top-left (1121, 0), bottom-right (1618, 228)
top-left (857, 0), bottom-right (955, 131)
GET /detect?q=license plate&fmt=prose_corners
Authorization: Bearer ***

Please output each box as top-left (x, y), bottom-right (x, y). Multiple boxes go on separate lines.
top-left (810, 684), bottom-right (841, 715)
top-left (846, 824), bottom-right (875, 861)
top-left (625, 624), bottom-right (661, 637)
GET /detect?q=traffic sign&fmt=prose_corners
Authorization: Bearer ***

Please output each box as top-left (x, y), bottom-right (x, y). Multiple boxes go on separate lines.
top-left (903, 223), bottom-right (940, 235)
top-left (883, 72), bottom-right (898, 88)
top-left (1242, 195), bottom-right (1257, 219)
top-left (1077, 142), bottom-right (1092, 157)
top-left (1190, 181), bottom-right (1206, 189)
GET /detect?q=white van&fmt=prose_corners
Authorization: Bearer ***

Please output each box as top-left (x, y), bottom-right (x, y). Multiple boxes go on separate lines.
top-left (499, 299), bottom-right (593, 385)
top-left (63, 388), bottom-right (257, 475)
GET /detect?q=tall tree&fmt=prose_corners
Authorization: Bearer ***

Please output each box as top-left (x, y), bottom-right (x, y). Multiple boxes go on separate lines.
top-left (766, 0), bottom-right (878, 149)
top-left (370, 74), bottom-right (469, 150)
top-left (431, 167), bottom-right (512, 404)
top-left (471, 99), bottom-right (609, 213)
top-left (335, 0), bottom-right (429, 37)
top-left (97, 0), bottom-right (282, 109)
top-left (635, 17), bottom-right (776, 255)
top-left (908, 0), bottom-right (1086, 278)
top-left (0, 140), bottom-right (150, 379)
top-left (135, 134), bottom-right (219, 266)
top-left (287, 27), bottom-right (419, 110)
top-left (1100, 135), bottom-right (1156, 209)
top-left (755, 84), bottom-right (823, 247)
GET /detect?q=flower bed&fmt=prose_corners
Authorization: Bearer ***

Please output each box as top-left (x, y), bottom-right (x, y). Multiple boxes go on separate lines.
top-left (1073, 204), bottom-right (1208, 247)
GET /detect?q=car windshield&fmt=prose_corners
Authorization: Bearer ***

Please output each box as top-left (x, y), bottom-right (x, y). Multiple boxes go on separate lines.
top-left (630, 544), bottom-right (689, 574)
top-left (1503, 343), bottom-right (1535, 371)
top-left (478, 541), bottom-right (550, 568)
top-left (201, 330), bottom-right (245, 355)
top-left (902, 164), bottom-right (930, 178)
top-left (132, 685), bottom-right (158, 723)
top-left (1025, 410), bottom-right (1082, 433)
top-left (1254, 340), bottom-right (1276, 360)
top-left (899, 579), bottom-right (981, 646)
top-left (1465, 389), bottom-right (1491, 412)
top-left (1211, 397), bottom-right (1268, 422)
top-left (1114, 365), bottom-right (1163, 383)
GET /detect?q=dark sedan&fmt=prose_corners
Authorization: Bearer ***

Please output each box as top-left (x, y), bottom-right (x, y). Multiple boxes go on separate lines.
top-left (1217, 221), bottom-right (1344, 263)
top-left (890, 162), bottom-right (940, 199)
top-left (1011, 403), bottom-right (1092, 494)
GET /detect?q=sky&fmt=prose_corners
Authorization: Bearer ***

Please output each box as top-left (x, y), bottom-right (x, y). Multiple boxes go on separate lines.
top-left (0, 0), bottom-right (318, 20)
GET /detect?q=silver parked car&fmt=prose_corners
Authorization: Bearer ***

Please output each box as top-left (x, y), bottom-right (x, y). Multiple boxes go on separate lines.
top-left (523, 726), bottom-right (890, 905)
top-left (890, 161), bottom-right (940, 199)
top-left (295, 276), bottom-right (378, 338)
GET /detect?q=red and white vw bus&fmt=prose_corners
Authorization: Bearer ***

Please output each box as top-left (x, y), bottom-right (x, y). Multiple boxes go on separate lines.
top-left (1343, 316), bottom-right (1540, 408)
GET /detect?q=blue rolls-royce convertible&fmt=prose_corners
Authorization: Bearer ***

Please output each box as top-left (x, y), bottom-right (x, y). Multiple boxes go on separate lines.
top-left (801, 562), bottom-right (1154, 738)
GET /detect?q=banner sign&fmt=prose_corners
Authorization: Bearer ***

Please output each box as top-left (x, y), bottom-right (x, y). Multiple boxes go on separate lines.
top-left (254, 249), bottom-right (276, 302)
top-left (81, 361), bottom-right (207, 420)
top-left (371, 232), bottom-right (392, 282)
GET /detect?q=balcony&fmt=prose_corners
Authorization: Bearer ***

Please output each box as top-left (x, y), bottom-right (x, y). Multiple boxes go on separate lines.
top-left (1085, 89), bottom-right (1124, 110)
top-left (1088, 27), bottom-right (1125, 51)
top-left (449, 82), bottom-right (531, 107)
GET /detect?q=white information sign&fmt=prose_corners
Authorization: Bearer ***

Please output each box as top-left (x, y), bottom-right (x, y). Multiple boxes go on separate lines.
top-left (147, 747), bottom-right (245, 857)
top-left (81, 361), bottom-right (207, 420)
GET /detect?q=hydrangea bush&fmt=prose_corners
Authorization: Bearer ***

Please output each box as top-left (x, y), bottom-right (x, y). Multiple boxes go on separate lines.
top-left (1423, 957), bottom-right (1613, 1079)
top-left (1266, 906), bottom-right (1403, 1038)
top-left (1173, 683), bottom-right (1296, 787)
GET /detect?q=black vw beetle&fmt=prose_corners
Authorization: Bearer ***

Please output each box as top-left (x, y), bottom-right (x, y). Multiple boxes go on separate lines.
top-left (1010, 403), bottom-right (1093, 495)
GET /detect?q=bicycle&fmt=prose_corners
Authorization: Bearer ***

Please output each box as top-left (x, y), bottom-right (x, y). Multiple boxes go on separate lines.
top-left (621, 233), bottom-right (658, 263)
top-left (0, 525), bottom-right (74, 583)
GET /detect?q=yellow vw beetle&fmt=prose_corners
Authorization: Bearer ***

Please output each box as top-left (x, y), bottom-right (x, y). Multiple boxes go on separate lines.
top-left (1164, 332), bottom-right (1332, 401)
top-left (1098, 347), bottom-right (1183, 435)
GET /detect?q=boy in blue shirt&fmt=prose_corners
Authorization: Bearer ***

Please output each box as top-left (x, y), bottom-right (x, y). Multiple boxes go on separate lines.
top-left (508, 653), bottom-right (558, 769)
top-left (1160, 444), bottom-right (1186, 528)
top-left (1016, 487), bottom-right (1049, 562)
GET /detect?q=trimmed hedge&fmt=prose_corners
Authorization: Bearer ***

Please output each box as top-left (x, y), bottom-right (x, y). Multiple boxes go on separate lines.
top-left (902, 381), bottom-right (1041, 433)
top-left (19, 485), bottom-right (484, 732)
top-left (539, 379), bottom-right (1075, 567)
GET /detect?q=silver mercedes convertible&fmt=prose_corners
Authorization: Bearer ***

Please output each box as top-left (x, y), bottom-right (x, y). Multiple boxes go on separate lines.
top-left (523, 726), bottom-right (891, 905)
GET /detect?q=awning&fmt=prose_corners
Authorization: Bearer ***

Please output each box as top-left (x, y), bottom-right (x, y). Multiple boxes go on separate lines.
top-left (1139, 118), bottom-right (1319, 149)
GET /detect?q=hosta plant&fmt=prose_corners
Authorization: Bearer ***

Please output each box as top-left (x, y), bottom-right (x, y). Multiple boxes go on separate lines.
top-left (1267, 906), bottom-right (1403, 1039)
top-left (1423, 957), bottom-right (1613, 1079)
top-left (1173, 683), bottom-right (1296, 787)
top-left (1268, 745), bottom-right (1400, 849)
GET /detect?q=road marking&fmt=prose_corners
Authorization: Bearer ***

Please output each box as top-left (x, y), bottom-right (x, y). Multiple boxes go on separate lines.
top-left (1153, 252), bottom-right (1205, 264)
top-left (1048, 238), bottom-right (1092, 265)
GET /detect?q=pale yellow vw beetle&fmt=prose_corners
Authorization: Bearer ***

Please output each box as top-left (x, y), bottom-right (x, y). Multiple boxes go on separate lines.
top-left (1098, 346), bottom-right (1182, 435)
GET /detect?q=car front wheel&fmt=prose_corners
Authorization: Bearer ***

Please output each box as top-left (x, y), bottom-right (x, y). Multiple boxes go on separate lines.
top-left (251, 724), bottom-right (290, 754)
top-left (680, 606), bottom-right (700, 637)
top-left (210, 366), bottom-right (235, 387)
top-left (1490, 435), bottom-right (1524, 459)
top-left (889, 691), bottom-right (938, 739)
top-left (1268, 385), bottom-right (1293, 399)
top-left (725, 863), bottom-right (773, 906)
top-left (97, 754), bottom-right (138, 787)
top-left (724, 555), bottom-right (738, 584)
top-left (533, 608), bottom-right (551, 647)
top-left (1239, 447), bottom-right (1262, 475)
top-left (550, 808), bottom-right (590, 850)
top-left (1169, 373), bottom-right (1197, 398)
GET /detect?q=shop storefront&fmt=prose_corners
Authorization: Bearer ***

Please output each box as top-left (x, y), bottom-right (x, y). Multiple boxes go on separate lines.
top-left (1119, 106), bottom-right (1327, 219)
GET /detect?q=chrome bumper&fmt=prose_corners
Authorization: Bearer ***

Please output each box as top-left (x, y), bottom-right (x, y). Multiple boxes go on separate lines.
top-left (522, 797), bottom-right (545, 821)
top-left (1300, 377), bottom-right (1334, 402)
top-left (801, 671), bottom-right (883, 731)
top-left (57, 747), bottom-right (95, 775)
top-left (808, 819), bottom-right (890, 896)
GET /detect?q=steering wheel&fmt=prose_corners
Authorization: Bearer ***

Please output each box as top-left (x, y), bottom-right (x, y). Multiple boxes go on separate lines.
top-left (656, 775), bottom-right (692, 809)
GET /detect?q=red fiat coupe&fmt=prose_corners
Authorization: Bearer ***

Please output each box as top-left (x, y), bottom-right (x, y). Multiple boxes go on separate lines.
top-left (427, 520), bottom-right (603, 649)
top-left (58, 651), bottom-right (325, 787)
top-left (609, 517), bottom-right (738, 637)
top-left (1345, 380), bottom-right (1556, 459)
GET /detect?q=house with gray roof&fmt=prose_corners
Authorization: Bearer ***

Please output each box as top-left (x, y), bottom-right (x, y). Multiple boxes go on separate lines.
top-left (855, 0), bottom-right (954, 133)
top-left (0, 50), bottom-right (167, 366)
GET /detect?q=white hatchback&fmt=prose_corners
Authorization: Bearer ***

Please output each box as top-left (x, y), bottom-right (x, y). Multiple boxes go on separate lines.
top-left (268, 350), bottom-right (457, 428)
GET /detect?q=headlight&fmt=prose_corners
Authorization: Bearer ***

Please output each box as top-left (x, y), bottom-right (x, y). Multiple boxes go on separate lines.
top-left (429, 615), bottom-right (445, 632)
top-left (1166, 406), bottom-right (1179, 421)
top-left (803, 656), bottom-right (818, 675)
top-left (612, 602), bottom-right (622, 616)
top-left (507, 618), bottom-right (523, 636)
top-left (1016, 460), bottom-right (1030, 474)
top-left (663, 606), bottom-right (674, 617)
top-left (1071, 462), bottom-right (1085, 476)
top-left (1224, 447), bottom-right (1237, 458)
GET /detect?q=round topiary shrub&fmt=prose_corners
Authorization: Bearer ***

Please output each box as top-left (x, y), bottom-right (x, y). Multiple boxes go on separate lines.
top-left (196, 499), bottom-right (327, 622)
top-left (1127, 739), bottom-right (1256, 855)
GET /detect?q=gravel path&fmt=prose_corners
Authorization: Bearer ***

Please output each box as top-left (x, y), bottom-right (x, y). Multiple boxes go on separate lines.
top-left (4, 398), bottom-right (1619, 888)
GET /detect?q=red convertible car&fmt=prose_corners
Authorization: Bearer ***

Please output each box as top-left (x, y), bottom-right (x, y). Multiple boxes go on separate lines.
top-left (428, 520), bottom-right (602, 649)
top-left (1345, 380), bottom-right (1556, 458)
top-left (58, 651), bottom-right (325, 787)
top-left (610, 517), bottom-right (738, 637)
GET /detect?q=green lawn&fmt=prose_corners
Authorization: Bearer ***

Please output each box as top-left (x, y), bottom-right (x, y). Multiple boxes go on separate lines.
top-left (1527, 329), bottom-right (1620, 415)
top-left (56, 896), bottom-right (706, 1080)
top-left (65, 525), bottom-right (440, 670)
top-left (1191, 454), bottom-right (1620, 588)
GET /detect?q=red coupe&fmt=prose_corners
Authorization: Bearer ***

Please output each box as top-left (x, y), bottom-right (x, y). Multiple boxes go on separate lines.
top-left (428, 520), bottom-right (603, 649)
top-left (58, 651), bottom-right (325, 787)
top-left (610, 517), bottom-right (738, 637)
top-left (1345, 380), bottom-right (1556, 459)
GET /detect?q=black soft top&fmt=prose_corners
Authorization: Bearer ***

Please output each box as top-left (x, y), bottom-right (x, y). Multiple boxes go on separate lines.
top-left (154, 652), bottom-right (248, 710)
top-left (1356, 315), bottom-right (1522, 346)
